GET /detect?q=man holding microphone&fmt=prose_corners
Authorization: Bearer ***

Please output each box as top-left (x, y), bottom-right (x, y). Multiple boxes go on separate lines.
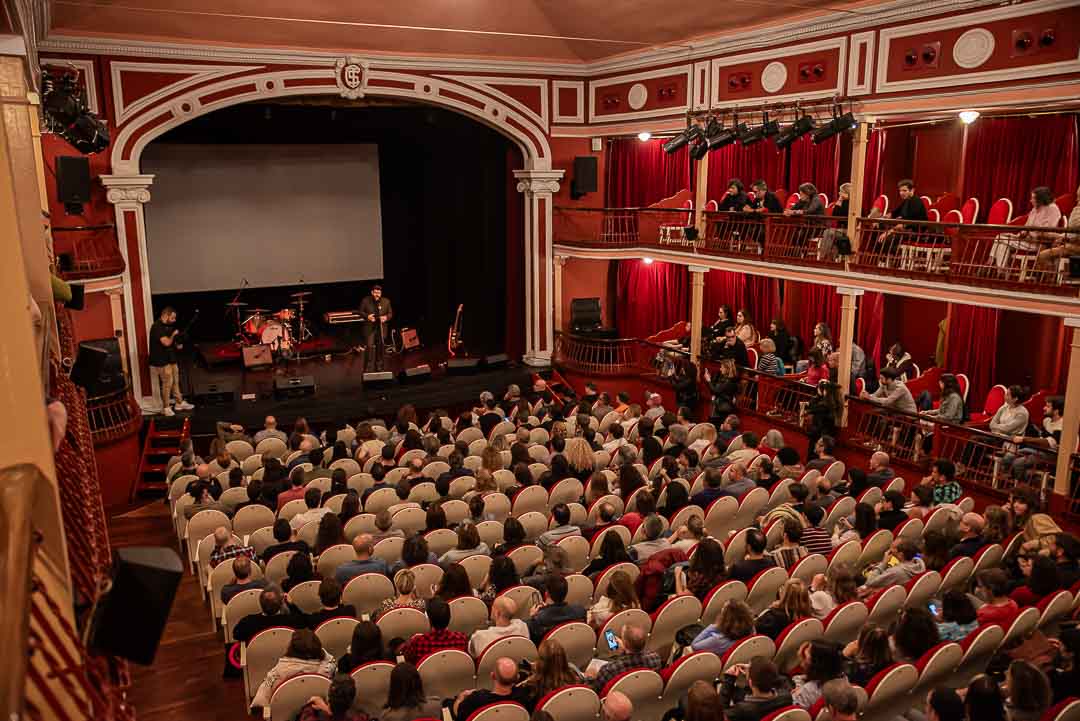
top-left (148, 306), bottom-right (194, 416)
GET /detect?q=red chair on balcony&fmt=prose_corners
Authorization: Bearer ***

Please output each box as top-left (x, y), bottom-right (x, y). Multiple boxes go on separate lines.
top-left (871, 194), bottom-right (889, 216)
top-left (920, 195), bottom-right (932, 212)
top-left (786, 193), bottom-right (799, 210)
top-left (960, 197), bottom-right (979, 224)
top-left (818, 193), bottom-right (829, 208)
top-left (987, 198), bottom-right (1013, 225)
top-left (659, 199), bottom-right (694, 247)
top-left (931, 192), bottom-right (960, 217)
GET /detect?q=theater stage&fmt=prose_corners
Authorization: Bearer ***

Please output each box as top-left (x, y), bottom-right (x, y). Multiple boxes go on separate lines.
top-left (177, 342), bottom-right (536, 437)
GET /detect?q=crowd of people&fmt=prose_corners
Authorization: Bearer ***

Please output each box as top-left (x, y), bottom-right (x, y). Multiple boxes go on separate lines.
top-left (164, 370), bottom-right (1080, 721)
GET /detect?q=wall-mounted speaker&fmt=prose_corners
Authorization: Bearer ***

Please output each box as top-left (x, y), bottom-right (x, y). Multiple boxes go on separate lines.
top-left (571, 156), bottom-right (598, 199)
top-left (56, 155), bottom-right (91, 207)
top-left (71, 338), bottom-right (125, 396)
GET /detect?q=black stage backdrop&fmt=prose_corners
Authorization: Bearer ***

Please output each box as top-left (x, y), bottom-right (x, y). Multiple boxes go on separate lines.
top-left (150, 102), bottom-right (521, 356)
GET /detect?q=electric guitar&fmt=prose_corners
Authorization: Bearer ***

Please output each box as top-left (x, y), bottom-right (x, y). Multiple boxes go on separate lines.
top-left (448, 304), bottom-right (464, 357)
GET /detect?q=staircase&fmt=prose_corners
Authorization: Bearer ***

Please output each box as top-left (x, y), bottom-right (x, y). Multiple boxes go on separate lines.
top-left (131, 416), bottom-right (190, 501)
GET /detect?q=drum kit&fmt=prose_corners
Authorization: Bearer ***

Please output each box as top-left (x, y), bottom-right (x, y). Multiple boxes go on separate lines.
top-left (227, 290), bottom-right (313, 359)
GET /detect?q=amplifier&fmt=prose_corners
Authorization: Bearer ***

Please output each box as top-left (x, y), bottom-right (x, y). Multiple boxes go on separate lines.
top-left (400, 328), bottom-right (420, 350)
top-left (193, 381), bottom-right (237, 405)
top-left (273, 375), bottom-right (316, 400)
top-left (241, 344), bottom-right (273, 369)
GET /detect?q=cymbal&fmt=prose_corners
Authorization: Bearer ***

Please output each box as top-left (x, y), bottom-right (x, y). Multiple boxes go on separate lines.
top-left (290, 300), bottom-right (308, 305)
top-left (249, 308), bottom-right (270, 313)
top-left (225, 301), bottom-right (248, 307)
top-left (291, 291), bottom-right (312, 298)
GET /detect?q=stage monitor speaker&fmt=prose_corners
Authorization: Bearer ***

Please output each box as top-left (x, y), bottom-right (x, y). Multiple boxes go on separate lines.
top-left (570, 297), bottom-right (603, 331)
top-left (241, 344), bottom-right (273, 369)
top-left (399, 364), bottom-right (432, 384)
top-left (447, 357), bottom-right (481, 375)
top-left (71, 338), bottom-right (125, 396)
top-left (56, 155), bottom-right (91, 205)
top-left (400, 328), bottom-right (421, 350)
top-left (571, 156), bottom-right (598, 199)
top-left (193, 380), bottom-right (237, 405)
top-left (362, 371), bottom-right (395, 389)
top-left (67, 283), bottom-right (86, 311)
top-left (274, 375), bottom-right (316, 399)
top-left (484, 353), bottom-right (509, 368)
top-left (87, 546), bottom-right (183, 665)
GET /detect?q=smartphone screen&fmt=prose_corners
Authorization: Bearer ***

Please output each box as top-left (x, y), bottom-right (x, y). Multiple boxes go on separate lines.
top-left (605, 630), bottom-right (618, 651)
top-left (928, 603), bottom-right (938, 615)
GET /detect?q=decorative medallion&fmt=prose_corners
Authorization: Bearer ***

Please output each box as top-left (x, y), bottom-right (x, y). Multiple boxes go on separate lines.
top-left (761, 62), bottom-right (789, 93)
top-left (335, 56), bottom-right (368, 99)
top-left (953, 28), bottom-right (995, 69)
top-left (627, 83), bottom-right (648, 110)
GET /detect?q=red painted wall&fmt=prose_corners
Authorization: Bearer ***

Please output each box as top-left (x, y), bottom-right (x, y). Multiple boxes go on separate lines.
top-left (71, 291), bottom-right (115, 345)
top-left (995, 311), bottom-right (1065, 393)
top-left (95, 435), bottom-right (141, 509)
top-left (561, 258), bottom-right (617, 331)
top-left (550, 136), bottom-right (605, 208)
top-left (882, 294), bottom-right (947, 369)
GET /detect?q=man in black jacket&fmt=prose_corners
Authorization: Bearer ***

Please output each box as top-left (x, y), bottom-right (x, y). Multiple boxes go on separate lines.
top-left (232, 586), bottom-right (306, 643)
top-left (948, 513), bottom-right (988, 560)
top-left (525, 575), bottom-right (586, 643)
top-left (879, 178), bottom-right (928, 257)
top-left (720, 657), bottom-right (794, 721)
top-left (717, 178), bottom-right (749, 212)
top-left (747, 180), bottom-right (783, 214)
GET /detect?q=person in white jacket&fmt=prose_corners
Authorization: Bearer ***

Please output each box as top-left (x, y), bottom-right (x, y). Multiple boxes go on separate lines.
top-left (859, 538), bottom-right (926, 594)
top-left (251, 629), bottom-right (336, 708)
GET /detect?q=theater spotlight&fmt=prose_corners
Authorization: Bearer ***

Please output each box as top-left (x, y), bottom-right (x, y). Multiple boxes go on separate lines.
top-left (663, 123), bottom-right (703, 154)
top-left (688, 120), bottom-right (711, 160)
top-left (775, 112), bottom-right (815, 150)
top-left (705, 118), bottom-right (737, 152)
top-left (812, 108), bottom-right (858, 144)
top-left (42, 66), bottom-right (110, 154)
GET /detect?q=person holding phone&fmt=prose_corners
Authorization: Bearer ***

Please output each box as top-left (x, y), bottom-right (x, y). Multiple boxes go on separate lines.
top-left (718, 657), bottom-right (793, 721)
top-left (587, 624), bottom-right (662, 691)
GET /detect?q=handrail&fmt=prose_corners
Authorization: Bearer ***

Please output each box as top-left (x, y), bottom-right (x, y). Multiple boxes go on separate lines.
top-left (86, 383), bottom-right (142, 445)
top-left (0, 463), bottom-right (44, 721)
top-left (554, 331), bottom-right (691, 377)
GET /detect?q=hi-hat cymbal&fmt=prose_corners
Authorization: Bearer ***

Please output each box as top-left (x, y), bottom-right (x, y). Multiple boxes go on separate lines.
top-left (225, 301), bottom-right (248, 306)
top-left (290, 291), bottom-right (312, 298)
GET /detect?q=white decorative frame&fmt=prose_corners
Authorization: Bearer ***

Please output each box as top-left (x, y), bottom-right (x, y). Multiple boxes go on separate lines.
top-left (691, 61), bottom-right (711, 111)
top-left (435, 75), bottom-right (549, 129)
top-left (552, 80), bottom-right (585, 123)
top-left (847, 31), bottom-right (876, 96)
top-left (874, 0), bottom-right (1080, 94)
top-left (588, 64), bottom-right (693, 123)
top-left (709, 37), bottom-right (848, 109)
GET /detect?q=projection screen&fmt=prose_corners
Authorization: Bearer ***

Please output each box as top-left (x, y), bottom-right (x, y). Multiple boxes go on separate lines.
top-left (142, 143), bottom-right (384, 294)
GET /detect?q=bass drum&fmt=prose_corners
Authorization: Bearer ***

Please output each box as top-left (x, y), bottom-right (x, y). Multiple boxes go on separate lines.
top-left (259, 320), bottom-right (293, 352)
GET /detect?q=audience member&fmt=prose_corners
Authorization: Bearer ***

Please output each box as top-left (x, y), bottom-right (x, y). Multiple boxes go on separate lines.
top-left (381, 663), bottom-right (442, 721)
top-left (526, 575), bottom-right (586, 643)
top-left (221, 555), bottom-right (267, 604)
top-left (251, 629), bottom-right (335, 708)
top-left (469, 597), bottom-right (529, 657)
top-left (398, 598), bottom-right (468, 665)
top-left (691, 599), bottom-right (755, 655)
top-left (588, 624), bottom-right (662, 691)
top-left (334, 535), bottom-right (388, 585)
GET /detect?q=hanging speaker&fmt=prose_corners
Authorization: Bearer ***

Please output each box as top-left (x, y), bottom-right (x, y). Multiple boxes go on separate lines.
top-left (56, 155), bottom-right (91, 204)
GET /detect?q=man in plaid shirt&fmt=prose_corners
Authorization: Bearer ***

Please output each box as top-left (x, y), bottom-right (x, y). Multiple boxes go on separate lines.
top-left (589, 624), bottom-right (663, 692)
top-left (399, 597), bottom-right (468, 665)
top-left (208, 526), bottom-right (256, 568)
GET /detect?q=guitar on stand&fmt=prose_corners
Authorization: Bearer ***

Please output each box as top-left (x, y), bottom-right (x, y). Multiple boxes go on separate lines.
top-left (448, 304), bottom-right (464, 357)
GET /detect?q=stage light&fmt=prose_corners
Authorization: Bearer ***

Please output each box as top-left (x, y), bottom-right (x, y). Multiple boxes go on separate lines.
top-left (775, 113), bottom-right (815, 149)
top-left (642, 257), bottom-right (654, 265)
top-left (959, 110), bottom-right (980, 125)
top-left (42, 66), bottom-right (110, 154)
top-left (689, 135), bottom-right (709, 160)
top-left (705, 117), bottom-right (737, 152)
top-left (663, 123), bottom-right (703, 154)
top-left (812, 110), bottom-right (858, 144)
top-left (637, 131), bottom-right (652, 141)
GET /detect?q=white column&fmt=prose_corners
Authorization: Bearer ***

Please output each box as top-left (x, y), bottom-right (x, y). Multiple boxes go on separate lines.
top-left (1055, 318), bottom-right (1080, 496)
top-left (514, 169), bottom-right (564, 366)
top-left (837, 286), bottom-right (864, 426)
top-left (554, 255), bottom-right (568, 333)
top-left (688, 265), bottom-right (710, 370)
top-left (100, 174), bottom-right (156, 409)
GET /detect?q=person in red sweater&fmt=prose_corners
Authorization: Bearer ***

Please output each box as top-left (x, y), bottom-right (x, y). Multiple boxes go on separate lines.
top-left (975, 569), bottom-right (1020, 627)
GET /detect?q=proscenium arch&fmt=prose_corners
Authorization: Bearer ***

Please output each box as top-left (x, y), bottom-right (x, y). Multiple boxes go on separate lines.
top-left (110, 65), bottom-right (551, 175)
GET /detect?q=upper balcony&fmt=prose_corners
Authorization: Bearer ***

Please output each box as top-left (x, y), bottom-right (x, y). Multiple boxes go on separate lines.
top-left (553, 207), bottom-right (1080, 313)
top-left (52, 223), bottom-right (125, 282)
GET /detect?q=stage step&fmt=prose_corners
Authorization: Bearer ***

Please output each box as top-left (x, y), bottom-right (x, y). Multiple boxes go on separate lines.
top-left (132, 417), bottom-right (190, 502)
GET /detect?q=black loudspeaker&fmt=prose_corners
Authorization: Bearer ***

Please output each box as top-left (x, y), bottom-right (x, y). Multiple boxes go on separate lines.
top-left (447, 357), bottom-right (481, 375)
top-left (71, 338), bottom-right (125, 396)
top-left (274, 375), bottom-right (316, 399)
top-left (56, 155), bottom-right (91, 205)
top-left (193, 380), bottom-right (237, 404)
top-left (571, 156), bottom-right (598, 199)
top-left (570, 297), bottom-right (603, 331)
top-left (363, 371), bottom-right (395, 389)
top-left (67, 283), bottom-right (86, 311)
top-left (399, 365), bottom-right (431, 385)
top-left (88, 546), bottom-right (183, 665)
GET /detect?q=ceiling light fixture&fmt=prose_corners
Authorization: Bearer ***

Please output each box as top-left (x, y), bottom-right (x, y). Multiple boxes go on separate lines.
top-left (637, 131), bottom-right (652, 141)
top-left (642, 257), bottom-right (654, 265)
top-left (958, 110), bottom-right (980, 125)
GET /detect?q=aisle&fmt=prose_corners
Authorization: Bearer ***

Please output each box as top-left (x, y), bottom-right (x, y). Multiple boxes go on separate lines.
top-left (109, 502), bottom-right (247, 721)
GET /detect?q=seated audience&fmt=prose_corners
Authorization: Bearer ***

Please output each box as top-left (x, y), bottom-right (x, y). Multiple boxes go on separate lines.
top-left (755, 578), bottom-right (812, 640)
top-left (717, 657), bottom-right (793, 721)
top-left (728, 529), bottom-right (776, 582)
top-left (791, 640), bottom-right (845, 708)
top-left (208, 526), bottom-right (255, 568)
top-left (479, 556), bottom-right (520, 606)
top-left (375, 569), bottom-right (426, 619)
top-left (251, 629), bottom-right (336, 708)
top-left (221, 555), bottom-right (267, 604)
top-left (832, 502), bottom-right (877, 548)
top-left (691, 599), bottom-right (755, 655)
top-left (842, 624), bottom-right (893, 687)
top-left (526, 575), bottom-right (586, 643)
top-left (1049, 532), bottom-right (1080, 588)
top-left (303, 577), bottom-right (356, 627)
top-left (337, 621), bottom-right (385, 673)
top-left (433, 563), bottom-right (473, 602)
top-left (861, 538), bottom-right (925, 592)
top-left (469, 597), bottom-right (529, 657)
top-left (965, 674), bottom-right (1008, 721)
top-left (438, 522), bottom-right (490, 566)
top-left (950, 513), bottom-right (987, 559)
top-left (588, 624), bottom-right (662, 691)
top-left (765, 519), bottom-right (808, 571)
top-left (975, 568), bottom-right (1020, 626)
top-left (334, 535), bottom-right (388, 585)
top-left (860, 367), bottom-right (917, 413)
top-left (588, 570), bottom-right (641, 629)
top-left (630, 515), bottom-right (668, 562)
top-left (296, 675), bottom-right (367, 721)
top-left (1011, 554), bottom-right (1061, 607)
top-left (809, 565), bottom-right (858, 619)
top-left (381, 663), bottom-right (442, 721)
top-left (934, 589), bottom-right (979, 641)
top-left (282, 551), bottom-right (316, 593)
top-left (583, 531), bottom-right (633, 578)
top-left (538, 503), bottom-right (582, 549)
top-left (1006, 659), bottom-right (1053, 721)
top-left (452, 657), bottom-right (529, 721)
top-left (233, 586), bottom-right (306, 643)
top-left (399, 597), bottom-right (468, 665)
top-left (867, 451), bottom-right (895, 488)
top-left (290, 488), bottom-right (331, 530)
top-left (516, 639), bottom-right (585, 710)
top-left (876, 490), bottom-right (909, 531)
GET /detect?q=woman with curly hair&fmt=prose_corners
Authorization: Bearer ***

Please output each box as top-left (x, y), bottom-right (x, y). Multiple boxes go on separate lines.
top-left (564, 437), bottom-right (596, 482)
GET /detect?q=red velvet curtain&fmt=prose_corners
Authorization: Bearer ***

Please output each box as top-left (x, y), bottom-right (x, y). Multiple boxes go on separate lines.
top-left (788, 134), bottom-right (840, 200)
top-left (782, 281), bottom-right (843, 352)
top-left (706, 142), bottom-right (788, 200)
top-left (945, 303), bottom-right (1001, 407)
top-left (857, 291), bottom-right (885, 368)
top-left (605, 138), bottom-right (691, 207)
top-left (962, 114), bottom-right (1079, 221)
top-left (615, 260), bottom-right (690, 338)
top-left (861, 127), bottom-right (887, 214)
top-left (703, 270), bottom-right (781, 328)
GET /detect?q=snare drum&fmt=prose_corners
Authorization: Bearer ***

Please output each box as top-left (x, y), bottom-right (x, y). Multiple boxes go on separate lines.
top-left (242, 312), bottom-right (267, 337)
top-left (259, 320), bottom-right (293, 350)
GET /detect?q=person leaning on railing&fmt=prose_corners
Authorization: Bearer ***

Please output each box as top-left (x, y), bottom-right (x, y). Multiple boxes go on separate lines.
top-left (990, 186), bottom-right (1063, 268)
top-left (1036, 184), bottom-right (1080, 271)
top-left (817, 183), bottom-right (852, 261)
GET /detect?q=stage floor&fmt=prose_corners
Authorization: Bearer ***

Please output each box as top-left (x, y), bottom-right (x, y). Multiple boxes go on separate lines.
top-left (179, 344), bottom-right (534, 436)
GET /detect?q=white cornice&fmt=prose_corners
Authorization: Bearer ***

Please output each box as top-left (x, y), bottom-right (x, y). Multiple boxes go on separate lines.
top-left (39, 0), bottom-right (1003, 78)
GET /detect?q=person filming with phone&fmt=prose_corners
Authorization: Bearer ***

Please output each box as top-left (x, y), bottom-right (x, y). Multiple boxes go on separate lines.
top-left (587, 624), bottom-right (662, 691)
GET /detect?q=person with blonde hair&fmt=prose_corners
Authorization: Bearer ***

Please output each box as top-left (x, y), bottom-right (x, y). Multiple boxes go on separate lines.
top-left (564, 436), bottom-right (596, 481)
top-left (756, 578), bottom-right (812, 639)
top-left (734, 309), bottom-right (759, 346)
top-left (756, 337), bottom-right (784, 375)
top-left (375, 569), bottom-right (426, 618)
top-left (588, 570), bottom-right (641, 628)
top-left (516, 639), bottom-right (584, 708)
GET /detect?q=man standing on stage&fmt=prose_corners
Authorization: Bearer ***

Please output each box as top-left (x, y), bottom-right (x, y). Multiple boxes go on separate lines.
top-left (359, 284), bottom-right (393, 371)
top-left (148, 306), bottom-right (194, 416)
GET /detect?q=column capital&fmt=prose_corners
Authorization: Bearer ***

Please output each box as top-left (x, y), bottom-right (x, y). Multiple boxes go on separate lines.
top-left (688, 265), bottom-right (711, 274)
top-left (836, 286), bottom-right (865, 297)
top-left (100, 174), bottom-right (155, 206)
top-left (514, 169), bottom-right (564, 196)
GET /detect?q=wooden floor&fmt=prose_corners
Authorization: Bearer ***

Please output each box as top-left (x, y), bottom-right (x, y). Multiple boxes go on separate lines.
top-left (108, 501), bottom-right (250, 721)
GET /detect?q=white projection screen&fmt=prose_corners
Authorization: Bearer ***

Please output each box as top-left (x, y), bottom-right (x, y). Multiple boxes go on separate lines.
top-left (143, 143), bottom-right (384, 294)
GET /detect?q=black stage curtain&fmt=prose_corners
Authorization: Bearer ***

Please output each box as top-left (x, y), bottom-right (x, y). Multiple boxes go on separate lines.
top-left (151, 103), bottom-right (516, 354)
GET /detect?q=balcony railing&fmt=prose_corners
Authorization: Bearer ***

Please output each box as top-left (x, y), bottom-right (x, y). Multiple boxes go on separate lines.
top-left (52, 224), bottom-right (125, 281)
top-left (86, 384), bottom-right (142, 446)
top-left (554, 331), bottom-right (690, 377)
top-left (554, 206), bottom-right (1080, 297)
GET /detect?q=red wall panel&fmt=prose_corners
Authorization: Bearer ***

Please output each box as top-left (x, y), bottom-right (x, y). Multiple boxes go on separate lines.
top-left (882, 294), bottom-right (947, 369)
top-left (561, 258), bottom-right (616, 331)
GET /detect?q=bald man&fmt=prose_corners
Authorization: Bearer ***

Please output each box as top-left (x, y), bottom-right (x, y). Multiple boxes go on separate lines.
top-left (949, 513), bottom-right (988, 559)
top-left (589, 624), bottom-right (663, 691)
top-left (254, 415), bottom-right (288, 445)
top-left (867, 451), bottom-right (895, 488)
top-left (469, 597), bottom-right (529, 657)
top-left (208, 525), bottom-right (255, 568)
top-left (602, 691), bottom-right (633, 721)
top-left (452, 657), bottom-right (527, 720)
top-left (334, 534), bottom-right (388, 584)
